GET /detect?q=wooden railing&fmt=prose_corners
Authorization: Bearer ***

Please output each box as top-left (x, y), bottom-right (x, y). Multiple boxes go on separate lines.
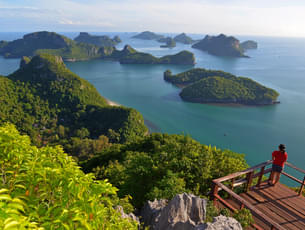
top-left (211, 160), bottom-right (305, 230)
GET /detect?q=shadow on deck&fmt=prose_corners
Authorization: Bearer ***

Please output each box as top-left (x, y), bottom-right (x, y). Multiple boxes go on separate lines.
top-left (212, 161), bottom-right (305, 230)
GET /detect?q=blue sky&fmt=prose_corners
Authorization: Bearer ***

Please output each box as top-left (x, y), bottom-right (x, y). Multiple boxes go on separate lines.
top-left (1, 0), bottom-right (305, 37)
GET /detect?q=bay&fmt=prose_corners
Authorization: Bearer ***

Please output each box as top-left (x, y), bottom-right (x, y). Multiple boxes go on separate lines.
top-left (1, 32), bottom-right (304, 184)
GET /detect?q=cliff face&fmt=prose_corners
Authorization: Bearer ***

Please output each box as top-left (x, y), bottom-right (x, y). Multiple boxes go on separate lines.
top-left (192, 34), bottom-right (246, 57)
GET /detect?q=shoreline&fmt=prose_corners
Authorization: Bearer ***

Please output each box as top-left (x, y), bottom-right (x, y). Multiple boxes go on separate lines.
top-left (106, 98), bottom-right (121, 107)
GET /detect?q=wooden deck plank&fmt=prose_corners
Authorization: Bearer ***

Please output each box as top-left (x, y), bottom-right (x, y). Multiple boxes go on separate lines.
top-left (242, 191), bottom-right (305, 229)
top-left (222, 181), bottom-right (305, 229)
top-left (257, 182), bottom-right (305, 217)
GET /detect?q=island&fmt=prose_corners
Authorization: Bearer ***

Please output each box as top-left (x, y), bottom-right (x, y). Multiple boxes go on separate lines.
top-left (174, 33), bottom-right (195, 44)
top-left (164, 68), bottom-right (279, 105)
top-left (0, 31), bottom-right (101, 61)
top-left (240, 40), bottom-right (258, 50)
top-left (159, 37), bottom-right (176, 48)
top-left (104, 45), bottom-right (195, 65)
top-left (74, 32), bottom-right (122, 47)
top-left (132, 31), bottom-right (164, 40)
top-left (0, 31), bottom-right (195, 65)
top-left (192, 34), bottom-right (247, 57)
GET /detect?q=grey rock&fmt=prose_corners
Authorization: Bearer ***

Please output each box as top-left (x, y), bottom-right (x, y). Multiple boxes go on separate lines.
top-left (196, 215), bottom-right (243, 230)
top-left (116, 205), bottom-right (139, 223)
top-left (141, 198), bottom-right (168, 228)
top-left (141, 193), bottom-right (207, 230)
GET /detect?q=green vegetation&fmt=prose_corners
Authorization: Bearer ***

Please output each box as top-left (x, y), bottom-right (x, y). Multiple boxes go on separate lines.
top-left (0, 31), bottom-right (101, 61)
top-left (0, 53), bottom-right (147, 159)
top-left (0, 31), bottom-right (195, 65)
top-left (241, 40), bottom-right (258, 50)
top-left (192, 34), bottom-right (246, 57)
top-left (0, 123), bottom-right (138, 229)
top-left (132, 31), bottom-right (164, 40)
top-left (164, 68), bottom-right (279, 105)
top-left (107, 46), bottom-right (195, 65)
top-left (83, 133), bottom-right (248, 208)
top-left (233, 208), bottom-right (254, 228)
top-left (159, 37), bottom-right (176, 48)
top-left (74, 32), bottom-right (122, 47)
top-left (174, 33), bottom-right (194, 44)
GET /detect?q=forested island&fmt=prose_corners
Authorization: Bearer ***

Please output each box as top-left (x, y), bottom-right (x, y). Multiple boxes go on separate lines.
top-left (174, 33), bottom-right (195, 44)
top-left (0, 31), bottom-right (195, 65)
top-left (241, 40), bottom-right (258, 50)
top-left (0, 53), bottom-right (252, 229)
top-left (132, 31), bottom-right (165, 40)
top-left (192, 34), bottom-right (247, 57)
top-left (159, 37), bottom-right (176, 48)
top-left (74, 32), bottom-right (122, 47)
top-left (164, 68), bottom-right (279, 105)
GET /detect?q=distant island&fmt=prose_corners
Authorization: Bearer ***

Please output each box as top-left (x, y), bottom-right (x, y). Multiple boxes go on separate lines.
top-left (74, 32), bottom-right (122, 47)
top-left (103, 45), bottom-right (195, 65)
top-left (240, 40), bottom-right (258, 50)
top-left (192, 34), bottom-right (247, 57)
top-left (0, 31), bottom-right (195, 65)
top-left (0, 31), bottom-right (101, 61)
top-left (132, 31), bottom-right (164, 40)
top-left (164, 68), bottom-right (279, 105)
top-left (174, 33), bottom-right (195, 44)
top-left (159, 37), bottom-right (176, 48)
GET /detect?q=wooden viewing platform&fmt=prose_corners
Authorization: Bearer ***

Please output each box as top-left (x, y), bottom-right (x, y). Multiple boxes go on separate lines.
top-left (211, 160), bottom-right (305, 230)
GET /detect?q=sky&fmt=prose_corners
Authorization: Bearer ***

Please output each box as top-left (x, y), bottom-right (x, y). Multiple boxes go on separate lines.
top-left (1, 0), bottom-right (305, 37)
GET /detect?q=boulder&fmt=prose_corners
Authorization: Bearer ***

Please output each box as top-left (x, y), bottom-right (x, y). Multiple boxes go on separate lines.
top-left (196, 215), bottom-right (243, 230)
top-left (116, 205), bottom-right (139, 223)
top-left (141, 193), bottom-right (207, 230)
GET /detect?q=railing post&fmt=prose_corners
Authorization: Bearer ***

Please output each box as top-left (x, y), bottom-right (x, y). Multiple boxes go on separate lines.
top-left (211, 182), bottom-right (219, 207)
top-left (245, 171), bottom-right (254, 192)
top-left (299, 176), bottom-right (305, 196)
top-left (256, 166), bottom-right (265, 187)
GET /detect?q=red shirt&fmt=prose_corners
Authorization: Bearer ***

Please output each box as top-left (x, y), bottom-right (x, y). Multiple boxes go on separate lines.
top-left (272, 151), bottom-right (288, 167)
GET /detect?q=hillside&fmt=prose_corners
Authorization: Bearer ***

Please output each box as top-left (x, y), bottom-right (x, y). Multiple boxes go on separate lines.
top-left (0, 54), bottom-right (147, 158)
top-left (192, 34), bottom-right (247, 57)
top-left (0, 31), bottom-right (101, 61)
top-left (164, 68), bottom-right (279, 105)
top-left (0, 123), bottom-right (138, 229)
top-left (74, 32), bottom-right (122, 47)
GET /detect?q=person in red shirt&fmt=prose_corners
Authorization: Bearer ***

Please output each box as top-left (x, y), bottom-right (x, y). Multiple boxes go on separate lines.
top-left (269, 144), bottom-right (288, 186)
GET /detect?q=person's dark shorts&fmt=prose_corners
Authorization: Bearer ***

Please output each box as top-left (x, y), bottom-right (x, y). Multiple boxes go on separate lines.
top-left (272, 164), bottom-right (283, 173)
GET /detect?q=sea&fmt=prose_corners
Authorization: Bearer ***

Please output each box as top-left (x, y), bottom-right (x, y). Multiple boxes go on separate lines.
top-left (1, 32), bottom-right (304, 185)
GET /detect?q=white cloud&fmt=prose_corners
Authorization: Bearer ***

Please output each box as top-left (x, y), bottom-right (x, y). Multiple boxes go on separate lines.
top-left (1, 0), bottom-right (305, 37)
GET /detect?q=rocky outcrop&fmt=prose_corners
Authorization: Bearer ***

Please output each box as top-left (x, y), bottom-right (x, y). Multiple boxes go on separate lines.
top-left (192, 34), bottom-right (246, 57)
top-left (141, 193), bottom-right (207, 230)
top-left (116, 206), bottom-right (139, 223)
top-left (196, 215), bottom-right (243, 230)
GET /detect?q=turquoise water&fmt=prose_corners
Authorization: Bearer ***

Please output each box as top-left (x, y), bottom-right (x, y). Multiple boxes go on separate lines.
top-left (1, 32), bottom-right (305, 184)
